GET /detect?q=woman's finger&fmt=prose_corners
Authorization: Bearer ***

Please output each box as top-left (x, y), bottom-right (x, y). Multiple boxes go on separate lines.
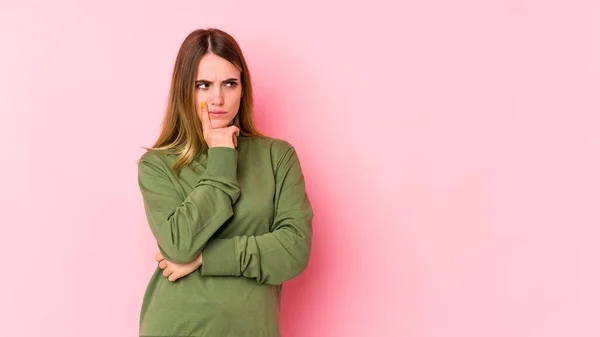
top-left (199, 101), bottom-right (212, 133)
top-left (163, 268), bottom-right (173, 277)
top-left (158, 260), bottom-right (167, 269)
top-left (154, 253), bottom-right (164, 262)
top-left (229, 126), bottom-right (239, 147)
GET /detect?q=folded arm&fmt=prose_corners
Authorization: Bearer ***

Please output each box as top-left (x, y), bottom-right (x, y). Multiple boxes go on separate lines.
top-left (137, 147), bottom-right (240, 264)
top-left (199, 145), bottom-right (314, 285)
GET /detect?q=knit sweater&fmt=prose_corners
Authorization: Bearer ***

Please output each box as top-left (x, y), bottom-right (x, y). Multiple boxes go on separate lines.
top-left (136, 135), bottom-right (313, 337)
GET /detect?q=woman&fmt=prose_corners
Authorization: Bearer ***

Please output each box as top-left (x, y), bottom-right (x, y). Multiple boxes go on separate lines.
top-left (136, 28), bottom-right (314, 336)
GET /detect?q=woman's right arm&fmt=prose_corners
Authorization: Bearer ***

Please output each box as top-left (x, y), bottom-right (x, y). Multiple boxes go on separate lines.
top-left (137, 147), bottom-right (239, 264)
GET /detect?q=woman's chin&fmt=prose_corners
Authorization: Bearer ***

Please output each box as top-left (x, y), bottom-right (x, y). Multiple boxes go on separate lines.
top-left (210, 120), bottom-right (233, 129)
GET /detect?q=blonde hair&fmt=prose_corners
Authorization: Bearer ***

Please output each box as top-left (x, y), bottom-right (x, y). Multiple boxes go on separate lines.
top-left (141, 28), bottom-right (265, 175)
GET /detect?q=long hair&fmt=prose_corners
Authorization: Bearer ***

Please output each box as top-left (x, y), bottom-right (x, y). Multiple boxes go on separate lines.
top-left (141, 28), bottom-right (265, 174)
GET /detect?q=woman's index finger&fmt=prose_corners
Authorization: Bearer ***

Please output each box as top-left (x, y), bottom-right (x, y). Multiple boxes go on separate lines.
top-left (200, 101), bottom-right (212, 130)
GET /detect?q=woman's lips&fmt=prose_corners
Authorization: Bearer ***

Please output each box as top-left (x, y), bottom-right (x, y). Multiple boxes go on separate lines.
top-left (209, 111), bottom-right (226, 117)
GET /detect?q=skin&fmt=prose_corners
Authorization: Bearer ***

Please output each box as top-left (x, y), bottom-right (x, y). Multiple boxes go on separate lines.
top-left (195, 52), bottom-right (243, 130)
top-left (155, 252), bottom-right (202, 282)
top-left (157, 53), bottom-right (244, 282)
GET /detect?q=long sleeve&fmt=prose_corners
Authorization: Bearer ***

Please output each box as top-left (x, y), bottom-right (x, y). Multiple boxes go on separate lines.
top-left (137, 147), bottom-right (240, 264)
top-left (199, 145), bottom-right (314, 285)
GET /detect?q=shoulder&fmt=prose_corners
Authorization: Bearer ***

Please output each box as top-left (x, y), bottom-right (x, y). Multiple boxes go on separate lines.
top-left (261, 137), bottom-right (303, 173)
top-left (252, 136), bottom-right (295, 157)
top-left (245, 136), bottom-right (298, 168)
top-left (268, 137), bottom-right (295, 155)
top-left (245, 135), bottom-right (293, 149)
top-left (139, 149), bottom-right (167, 165)
top-left (137, 149), bottom-right (175, 176)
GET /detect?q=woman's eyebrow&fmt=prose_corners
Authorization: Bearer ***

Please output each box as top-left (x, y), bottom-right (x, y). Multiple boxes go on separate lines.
top-left (195, 78), bottom-right (239, 84)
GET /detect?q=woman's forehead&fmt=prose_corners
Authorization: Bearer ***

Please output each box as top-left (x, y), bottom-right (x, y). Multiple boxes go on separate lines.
top-left (196, 53), bottom-right (240, 79)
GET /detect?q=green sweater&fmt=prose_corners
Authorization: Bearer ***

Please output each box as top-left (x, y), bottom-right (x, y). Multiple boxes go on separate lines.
top-left (136, 136), bottom-right (313, 337)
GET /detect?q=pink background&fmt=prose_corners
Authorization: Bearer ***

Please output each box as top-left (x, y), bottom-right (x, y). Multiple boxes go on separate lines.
top-left (1, 0), bottom-right (599, 336)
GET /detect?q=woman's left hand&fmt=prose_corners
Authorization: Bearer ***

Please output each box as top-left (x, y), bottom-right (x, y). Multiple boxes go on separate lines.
top-left (154, 252), bottom-right (203, 282)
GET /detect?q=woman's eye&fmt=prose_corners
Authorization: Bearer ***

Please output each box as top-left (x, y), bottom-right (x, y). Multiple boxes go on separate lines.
top-left (196, 82), bottom-right (238, 90)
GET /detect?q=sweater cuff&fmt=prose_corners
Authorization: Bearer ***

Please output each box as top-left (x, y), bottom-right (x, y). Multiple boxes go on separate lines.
top-left (200, 239), bottom-right (240, 277)
top-left (204, 147), bottom-right (238, 181)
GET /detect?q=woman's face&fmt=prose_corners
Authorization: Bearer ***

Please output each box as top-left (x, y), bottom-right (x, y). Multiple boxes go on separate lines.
top-left (195, 53), bottom-right (243, 129)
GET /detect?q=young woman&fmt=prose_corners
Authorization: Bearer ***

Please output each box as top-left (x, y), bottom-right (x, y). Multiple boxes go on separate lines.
top-left (136, 28), bottom-right (314, 336)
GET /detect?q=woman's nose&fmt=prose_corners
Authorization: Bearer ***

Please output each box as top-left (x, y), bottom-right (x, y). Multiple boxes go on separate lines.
top-left (212, 88), bottom-right (224, 105)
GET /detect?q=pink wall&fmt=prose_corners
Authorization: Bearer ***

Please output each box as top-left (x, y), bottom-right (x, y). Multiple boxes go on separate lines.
top-left (1, 0), bottom-right (599, 336)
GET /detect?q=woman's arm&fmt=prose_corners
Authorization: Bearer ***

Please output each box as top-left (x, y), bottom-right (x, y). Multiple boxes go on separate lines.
top-left (199, 145), bottom-right (314, 285)
top-left (137, 147), bottom-right (240, 264)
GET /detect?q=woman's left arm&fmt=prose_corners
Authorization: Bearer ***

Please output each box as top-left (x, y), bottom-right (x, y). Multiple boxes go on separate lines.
top-left (199, 145), bottom-right (314, 285)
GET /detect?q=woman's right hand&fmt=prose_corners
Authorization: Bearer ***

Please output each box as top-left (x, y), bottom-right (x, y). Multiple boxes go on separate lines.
top-left (199, 101), bottom-right (240, 149)
top-left (155, 252), bottom-right (202, 282)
